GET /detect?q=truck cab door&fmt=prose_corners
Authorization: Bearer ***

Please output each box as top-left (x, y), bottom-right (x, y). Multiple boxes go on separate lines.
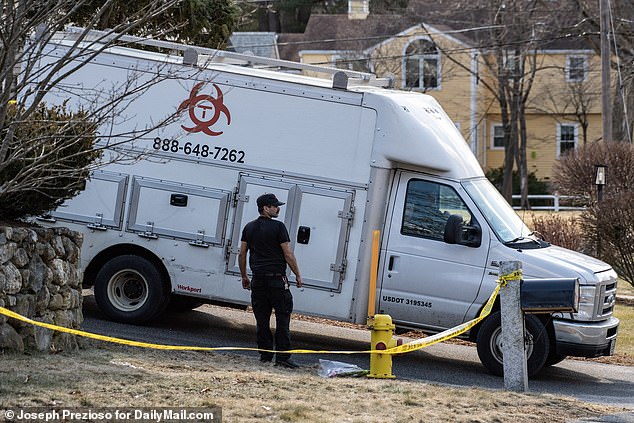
top-left (379, 171), bottom-right (489, 331)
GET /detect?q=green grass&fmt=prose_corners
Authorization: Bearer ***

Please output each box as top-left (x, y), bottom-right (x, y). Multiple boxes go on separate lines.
top-left (614, 302), bottom-right (634, 356)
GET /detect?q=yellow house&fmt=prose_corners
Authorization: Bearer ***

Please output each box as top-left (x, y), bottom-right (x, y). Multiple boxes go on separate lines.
top-left (277, 3), bottom-right (607, 183)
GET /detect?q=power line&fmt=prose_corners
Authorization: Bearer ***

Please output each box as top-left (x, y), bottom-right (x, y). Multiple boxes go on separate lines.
top-left (234, 19), bottom-right (598, 55)
top-left (252, 31), bottom-right (596, 59)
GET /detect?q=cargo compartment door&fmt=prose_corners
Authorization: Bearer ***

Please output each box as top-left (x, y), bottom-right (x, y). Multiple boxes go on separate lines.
top-left (46, 170), bottom-right (128, 230)
top-left (228, 175), bottom-right (353, 292)
top-left (227, 176), bottom-right (294, 275)
top-left (288, 185), bottom-right (353, 292)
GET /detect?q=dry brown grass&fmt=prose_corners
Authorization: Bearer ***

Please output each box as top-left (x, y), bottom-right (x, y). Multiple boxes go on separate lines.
top-left (0, 341), bottom-right (627, 423)
top-left (2, 209), bottom-right (632, 421)
top-left (620, 283), bottom-right (634, 297)
top-left (517, 210), bottom-right (583, 226)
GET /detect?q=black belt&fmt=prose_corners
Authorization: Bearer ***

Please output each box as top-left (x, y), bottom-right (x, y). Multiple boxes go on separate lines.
top-left (254, 272), bottom-right (284, 278)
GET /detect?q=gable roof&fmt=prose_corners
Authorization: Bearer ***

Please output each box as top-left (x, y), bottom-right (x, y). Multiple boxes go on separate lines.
top-left (277, 1), bottom-right (592, 62)
top-left (406, 0), bottom-right (592, 51)
top-left (278, 14), bottom-right (421, 61)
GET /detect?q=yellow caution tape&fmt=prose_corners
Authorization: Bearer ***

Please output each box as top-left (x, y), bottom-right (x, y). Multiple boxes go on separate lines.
top-left (0, 306), bottom-right (371, 354)
top-left (381, 282), bottom-right (501, 355)
top-left (0, 277), bottom-right (506, 356)
top-left (497, 269), bottom-right (522, 286)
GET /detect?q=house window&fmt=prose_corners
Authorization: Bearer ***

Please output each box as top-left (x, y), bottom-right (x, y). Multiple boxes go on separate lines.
top-left (491, 124), bottom-right (505, 149)
top-left (348, 0), bottom-right (368, 14)
top-left (503, 54), bottom-right (517, 71)
top-left (567, 56), bottom-right (586, 82)
top-left (404, 39), bottom-right (440, 90)
top-left (557, 123), bottom-right (578, 157)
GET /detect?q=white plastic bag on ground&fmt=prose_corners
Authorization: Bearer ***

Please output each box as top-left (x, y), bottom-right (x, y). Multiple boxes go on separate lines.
top-left (317, 359), bottom-right (368, 378)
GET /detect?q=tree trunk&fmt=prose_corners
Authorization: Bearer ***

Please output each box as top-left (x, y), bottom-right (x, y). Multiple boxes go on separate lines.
top-left (504, 72), bottom-right (521, 208)
top-left (612, 75), bottom-right (634, 143)
top-left (498, 51), bottom-right (515, 204)
top-left (519, 105), bottom-right (530, 209)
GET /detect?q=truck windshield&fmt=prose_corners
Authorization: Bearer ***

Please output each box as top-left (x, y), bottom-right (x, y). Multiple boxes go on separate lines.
top-left (462, 178), bottom-right (531, 243)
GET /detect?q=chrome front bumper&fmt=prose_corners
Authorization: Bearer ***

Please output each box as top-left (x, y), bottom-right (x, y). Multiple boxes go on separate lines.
top-left (553, 316), bottom-right (619, 357)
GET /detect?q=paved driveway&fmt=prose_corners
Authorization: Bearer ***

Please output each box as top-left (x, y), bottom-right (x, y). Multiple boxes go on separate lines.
top-left (81, 297), bottom-right (634, 412)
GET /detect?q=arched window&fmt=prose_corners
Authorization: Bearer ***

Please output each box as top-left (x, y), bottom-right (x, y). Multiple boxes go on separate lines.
top-left (404, 39), bottom-right (440, 89)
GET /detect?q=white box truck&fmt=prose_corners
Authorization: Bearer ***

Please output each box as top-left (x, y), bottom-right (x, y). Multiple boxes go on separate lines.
top-left (32, 28), bottom-right (618, 376)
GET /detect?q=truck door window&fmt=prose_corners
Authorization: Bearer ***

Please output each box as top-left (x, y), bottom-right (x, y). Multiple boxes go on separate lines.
top-left (401, 179), bottom-right (472, 241)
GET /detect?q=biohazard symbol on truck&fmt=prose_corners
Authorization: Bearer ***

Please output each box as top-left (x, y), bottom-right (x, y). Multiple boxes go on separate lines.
top-left (178, 82), bottom-right (231, 136)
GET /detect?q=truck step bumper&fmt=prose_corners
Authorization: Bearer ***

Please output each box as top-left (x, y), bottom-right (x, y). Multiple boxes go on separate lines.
top-left (553, 316), bottom-right (619, 358)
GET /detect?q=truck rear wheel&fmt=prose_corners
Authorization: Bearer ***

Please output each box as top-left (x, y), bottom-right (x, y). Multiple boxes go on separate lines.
top-left (94, 255), bottom-right (169, 324)
top-left (476, 311), bottom-right (549, 377)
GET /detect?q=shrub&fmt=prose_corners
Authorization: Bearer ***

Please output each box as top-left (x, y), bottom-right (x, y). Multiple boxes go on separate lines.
top-left (485, 166), bottom-right (551, 208)
top-left (0, 103), bottom-right (100, 220)
top-left (529, 213), bottom-right (584, 253)
top-left (578, 194), bottom-right (634, 287)
top-left (552, 141), bottom-right (634, 198)
top-left (485, 166), bottom-right (550, 195)
top-left (553, 141), bottom-right (634, 287)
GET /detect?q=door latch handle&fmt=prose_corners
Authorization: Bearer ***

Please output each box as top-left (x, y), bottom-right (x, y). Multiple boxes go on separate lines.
top-left (297, 226), bottom-right (310, 244)
top-left (388, 255), bottom-right (395, 271)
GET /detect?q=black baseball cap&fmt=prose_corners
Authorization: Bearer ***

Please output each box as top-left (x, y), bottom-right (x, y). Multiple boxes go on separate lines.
top-left (256, 193), bottom-right (285, 208)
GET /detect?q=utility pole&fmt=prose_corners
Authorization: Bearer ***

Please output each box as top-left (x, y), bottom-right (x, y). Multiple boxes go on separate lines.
top-left (600, 0), bottom-right (612, 143)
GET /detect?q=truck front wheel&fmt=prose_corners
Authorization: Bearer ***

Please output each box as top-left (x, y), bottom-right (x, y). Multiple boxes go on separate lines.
top-left (94, 255), bottom-right (169, 324)
top-left (476, 311), bottom-right (549, 377)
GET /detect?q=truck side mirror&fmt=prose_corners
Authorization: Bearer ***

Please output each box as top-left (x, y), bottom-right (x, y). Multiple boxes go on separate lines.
top-left (443, 214), bottom-right (463, 244)
top-left (444, 214), bottom-right (481, 248)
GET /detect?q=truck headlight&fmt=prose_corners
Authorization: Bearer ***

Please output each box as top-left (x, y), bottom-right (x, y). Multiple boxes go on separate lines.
top-left (573, 285), bottom-right (596, 320)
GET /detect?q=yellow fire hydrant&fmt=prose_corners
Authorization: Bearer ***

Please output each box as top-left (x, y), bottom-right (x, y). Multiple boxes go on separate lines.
top-left (367, 314), bottom-right (401, 379)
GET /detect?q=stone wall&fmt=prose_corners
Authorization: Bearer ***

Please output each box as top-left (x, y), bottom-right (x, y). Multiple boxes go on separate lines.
top-left (0, 225), bottom-right (83, 352)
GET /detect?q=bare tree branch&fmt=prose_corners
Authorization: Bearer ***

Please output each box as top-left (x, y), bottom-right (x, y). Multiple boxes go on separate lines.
top-left (0, 0), bottom-right (235, 219)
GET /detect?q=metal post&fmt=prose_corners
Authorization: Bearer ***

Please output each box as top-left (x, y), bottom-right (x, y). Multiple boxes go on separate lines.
top-left (594, 164), bottom-right (607, 204)
top-left (367, 230), bottom-right (380, 319)
top-left (499, 261), bottom-right (528, 392)
top-left (600, 0), bottom-right (612, 143)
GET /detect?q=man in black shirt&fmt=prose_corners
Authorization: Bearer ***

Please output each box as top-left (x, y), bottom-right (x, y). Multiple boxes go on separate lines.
top-left (238, 193), bottom-right (303, 368)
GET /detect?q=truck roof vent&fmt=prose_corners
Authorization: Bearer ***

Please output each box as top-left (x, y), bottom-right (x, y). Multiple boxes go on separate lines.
top-left (332, 71), bottom-right (348, 90)
top-left (183, 48), bottom-right (198, 66)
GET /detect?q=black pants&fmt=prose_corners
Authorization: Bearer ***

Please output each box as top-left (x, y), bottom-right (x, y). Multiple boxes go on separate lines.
top-left (251, 280), bottom-right (294, 362)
